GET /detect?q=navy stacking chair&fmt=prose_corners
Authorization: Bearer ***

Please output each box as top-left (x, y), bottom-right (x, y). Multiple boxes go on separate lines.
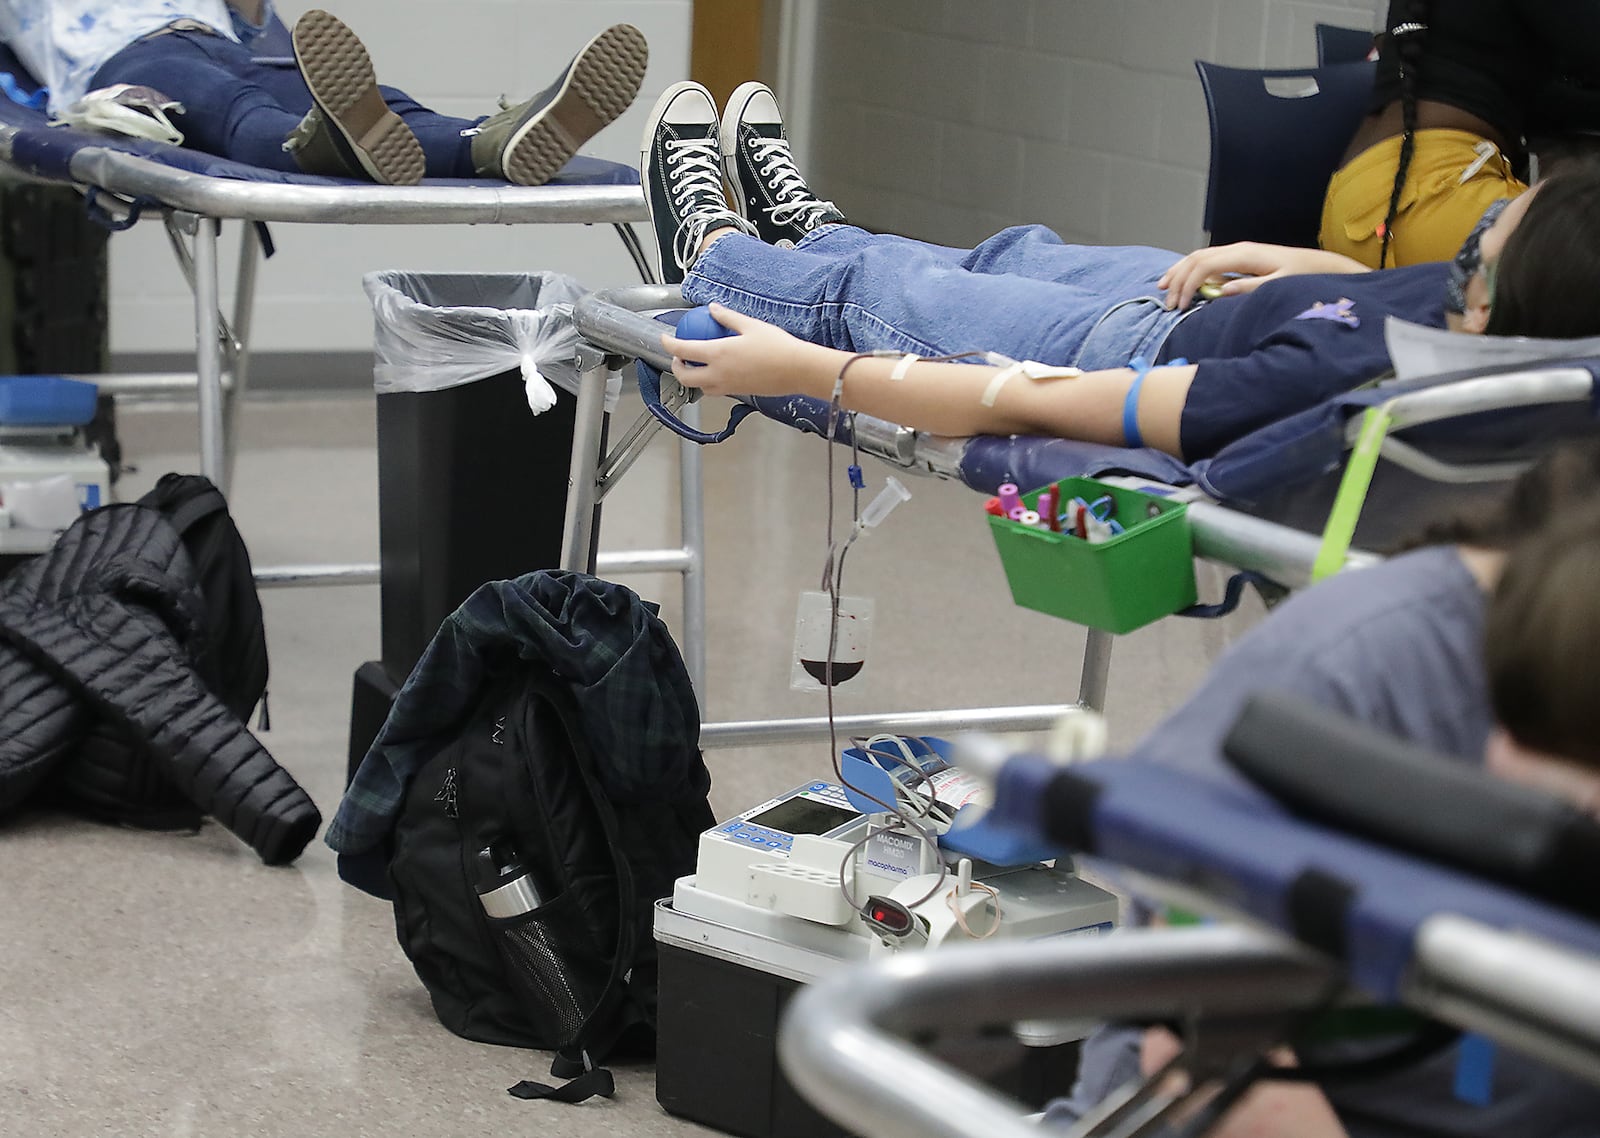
top-left (1316, 22), bottom-right (1377, 65)
top-left (1196, 59), bottom-right (1376, 249)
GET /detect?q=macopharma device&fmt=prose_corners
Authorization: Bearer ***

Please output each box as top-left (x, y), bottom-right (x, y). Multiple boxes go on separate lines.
top-left (683, 773), bottom-right (1116, 946)
top-left (654, 741), bottom-right (1118, 1137)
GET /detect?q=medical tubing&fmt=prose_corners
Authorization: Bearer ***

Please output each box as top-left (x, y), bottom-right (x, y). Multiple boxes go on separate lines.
top-left (822, 354), bottom-right (952, 915)
top-left (822, 354), bottom-right (878, 848)
top-left (856, 737), bottom-right (948, 822)
top-left (820, 346), bottom-right (1012, 916)
top-left (947, 882), bottom-right (1002, 939)
top-left (826, 739), bottom-right (950, 914)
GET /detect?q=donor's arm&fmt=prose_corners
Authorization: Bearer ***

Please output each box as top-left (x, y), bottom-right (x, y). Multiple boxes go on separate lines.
top-left (663, 304), bottom-right (1199, 455)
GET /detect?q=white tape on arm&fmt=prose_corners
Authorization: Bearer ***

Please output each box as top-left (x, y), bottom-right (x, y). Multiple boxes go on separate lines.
top-left (889, 353), bottom-right (919, 381)
top-left (981, 362), bottom-right (1027, 407)
top-left (1019, 360), bottom-right (1083, 380)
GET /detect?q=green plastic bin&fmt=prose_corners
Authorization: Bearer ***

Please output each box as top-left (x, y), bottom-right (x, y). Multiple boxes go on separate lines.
top-left (987, 477), bottom-right (1198, 633)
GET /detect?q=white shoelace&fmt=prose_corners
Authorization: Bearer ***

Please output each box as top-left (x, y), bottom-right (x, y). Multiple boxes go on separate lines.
top-left (748, 135), bottom-right (839, 230)
top-left (666, 135), bottom-right (751, 271)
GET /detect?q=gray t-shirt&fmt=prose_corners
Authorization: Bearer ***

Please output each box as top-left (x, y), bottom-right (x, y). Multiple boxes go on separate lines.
top-left (1046, 545), bottom-right (1600, 1138)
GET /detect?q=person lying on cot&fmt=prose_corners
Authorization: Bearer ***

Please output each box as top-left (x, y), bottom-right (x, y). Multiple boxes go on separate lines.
top-left (1039, 442), bottom-right (1600, 1138)
top-left (0, 2), bottom-right (647, 185)
top-left (638, 81), bottom-right (1600, 461)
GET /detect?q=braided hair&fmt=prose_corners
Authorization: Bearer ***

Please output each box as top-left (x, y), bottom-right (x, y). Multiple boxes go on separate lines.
top-left (1378, 0), bottom-right (1430, 269)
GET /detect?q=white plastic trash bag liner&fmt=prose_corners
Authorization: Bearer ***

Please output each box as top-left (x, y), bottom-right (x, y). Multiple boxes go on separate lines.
top-left (364, 271), bottom-right (620, 414)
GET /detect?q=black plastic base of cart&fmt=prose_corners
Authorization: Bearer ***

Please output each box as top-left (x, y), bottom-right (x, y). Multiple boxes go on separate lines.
top-left (655, 939), bottom-right (1079, 1138)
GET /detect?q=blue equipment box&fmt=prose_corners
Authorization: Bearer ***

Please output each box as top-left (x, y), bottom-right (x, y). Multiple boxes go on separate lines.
top-left (0, 375), bottom-right (99, 427)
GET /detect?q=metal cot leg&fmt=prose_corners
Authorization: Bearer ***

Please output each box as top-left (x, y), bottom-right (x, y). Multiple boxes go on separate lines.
top-left (191, 216), bottom-right (226, 489)
top-left (1078, 628), bottom-right (1113, 713)
top-left (560, 356), bottom-right (613, 574)
top-left (223, 222), bottom-right (263, 491)
top-left (677, 400), bottom-right (708, 707)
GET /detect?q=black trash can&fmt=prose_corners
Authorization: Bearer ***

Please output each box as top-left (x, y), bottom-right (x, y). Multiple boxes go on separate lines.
top-left (349, 272), bottom-right (608, 773)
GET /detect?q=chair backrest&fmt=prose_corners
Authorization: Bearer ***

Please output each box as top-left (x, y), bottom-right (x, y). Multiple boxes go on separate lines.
top-left (1196, 59), bottom-right (1376, 249)
top-left (1315, 22), bottom-right (1377, 66)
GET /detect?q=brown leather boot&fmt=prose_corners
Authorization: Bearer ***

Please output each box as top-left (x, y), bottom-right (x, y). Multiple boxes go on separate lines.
top-left (467, 23), bottom-right (647, 185)
top-left (285, 9), bottom-right (423, 185)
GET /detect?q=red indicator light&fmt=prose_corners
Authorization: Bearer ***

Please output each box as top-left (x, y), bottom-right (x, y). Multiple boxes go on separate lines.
top-left (864, 896), bottom-right (914, 936)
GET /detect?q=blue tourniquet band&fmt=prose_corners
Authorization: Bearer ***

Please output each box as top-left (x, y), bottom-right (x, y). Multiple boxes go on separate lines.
top-left (1120, 356), bottom-right (1186, 451)
top-left (1122, 357), bottom-right (1152, 449)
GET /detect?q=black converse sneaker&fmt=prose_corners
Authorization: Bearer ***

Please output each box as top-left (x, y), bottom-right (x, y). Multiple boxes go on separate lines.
top-left (639, 81), bottom-right (756, 285)
top-left (720, 81), bottom-right (845, 247)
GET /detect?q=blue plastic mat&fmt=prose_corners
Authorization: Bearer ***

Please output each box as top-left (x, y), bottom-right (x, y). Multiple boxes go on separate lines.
top-left (0, 375), bottom-right (98, 426)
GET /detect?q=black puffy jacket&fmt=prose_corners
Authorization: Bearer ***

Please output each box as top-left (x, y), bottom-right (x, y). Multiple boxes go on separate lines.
top-left (0, 504), bottom-right (320, 864)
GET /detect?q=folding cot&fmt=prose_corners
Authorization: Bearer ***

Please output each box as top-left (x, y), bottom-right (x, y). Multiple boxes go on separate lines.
top-left (557, 287), bottom-right (1600, 1135)
top-left (776, 697), bottom-right (1600, 1138)
top-left (561, 282), bottom-right (1600, 726)
top-left (0, 35), bottom-right (649, 587)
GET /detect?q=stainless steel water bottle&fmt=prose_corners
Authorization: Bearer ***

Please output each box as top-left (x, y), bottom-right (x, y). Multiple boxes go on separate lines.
top-left (475, 845), bottom-right (541, 919)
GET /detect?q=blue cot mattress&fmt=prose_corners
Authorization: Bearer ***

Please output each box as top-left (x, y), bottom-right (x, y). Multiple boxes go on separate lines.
top-left (1062, 757), bottom-right (1600, 1002)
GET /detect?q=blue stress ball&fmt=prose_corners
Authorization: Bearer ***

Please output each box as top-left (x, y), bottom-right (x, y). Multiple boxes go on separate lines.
top-left (675, 305), bottom-right (737, 341)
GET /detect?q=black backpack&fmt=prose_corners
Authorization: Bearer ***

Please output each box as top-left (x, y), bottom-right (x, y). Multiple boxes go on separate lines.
top-left (49, 473), bottom-right (269, 829)
top-left (387, 666), bottom-right (713, 1103)
top-left (136, 473), bottom-right (268, 722)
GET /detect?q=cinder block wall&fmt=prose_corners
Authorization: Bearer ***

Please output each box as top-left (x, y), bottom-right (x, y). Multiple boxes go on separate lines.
top-left (808, 0), bottom-right (1383, 253)
top-left (108, 0), bottom-right (691, 358)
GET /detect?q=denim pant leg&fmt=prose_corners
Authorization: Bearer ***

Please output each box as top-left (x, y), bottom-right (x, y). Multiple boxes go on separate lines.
top-left (93, 31), bottom-right (305, 170)
top-left (94, 31), bottom-right (476, 175)
top-left (685, 223), bottom-right (1190, 367)
top-left (379, 86), bottom-right (477, 178)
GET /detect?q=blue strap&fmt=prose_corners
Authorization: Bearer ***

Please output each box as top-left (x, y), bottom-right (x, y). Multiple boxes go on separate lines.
top-left (1453, 1033), bottom-right (1497, 1107)
top-left (635, 359), bottom-right (753, 444)
top-left (83, 187), bottom-right (151, 232)
top-left (1122, 357), bottom-right (1151, 449)
top-left (0, 72), bottom-right (46, 110)
top-left (1177, 570), bottom-right (1266, 620)
top-left (1121, 356), bottom-right (1188, 451)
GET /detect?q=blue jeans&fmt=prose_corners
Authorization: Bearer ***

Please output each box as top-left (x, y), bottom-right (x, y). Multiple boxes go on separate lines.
top-left (683, 224), bottom-right (1196, 371)
top-left (91, 29), bottom-right (478, 176)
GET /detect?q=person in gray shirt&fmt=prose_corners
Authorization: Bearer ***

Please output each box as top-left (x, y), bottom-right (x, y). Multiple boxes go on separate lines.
top-left (1045, 440), bottom-right (1600, 1138)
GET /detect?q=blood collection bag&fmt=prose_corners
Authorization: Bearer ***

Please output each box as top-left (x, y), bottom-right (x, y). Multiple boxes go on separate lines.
top-left (791, 590), bottom-right (875, 691)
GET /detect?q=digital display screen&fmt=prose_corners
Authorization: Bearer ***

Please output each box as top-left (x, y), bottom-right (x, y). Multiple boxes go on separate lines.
top-left (747, 796), bottom-right (859, 836)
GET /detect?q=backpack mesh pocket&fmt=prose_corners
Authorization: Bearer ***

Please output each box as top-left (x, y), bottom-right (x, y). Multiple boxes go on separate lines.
top-left (489, 892), bottom-right (611, 1047)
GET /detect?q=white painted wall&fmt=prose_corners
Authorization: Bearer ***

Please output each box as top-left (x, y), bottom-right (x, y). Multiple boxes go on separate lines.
top-left (108, 0), bottom-right (691, 356)
top-left (111, 0), bottom-right (1390, 357)
top-left (807, 0), bottom-right (1385, 254)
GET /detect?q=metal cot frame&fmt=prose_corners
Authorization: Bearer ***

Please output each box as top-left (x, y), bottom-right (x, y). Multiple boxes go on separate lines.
top-left (775, 916), bottom-right (1600, 1138)
top-left (0, 130), bottom-right (658, 587)
top-left (562, 284), bottom-right (1600, 737)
